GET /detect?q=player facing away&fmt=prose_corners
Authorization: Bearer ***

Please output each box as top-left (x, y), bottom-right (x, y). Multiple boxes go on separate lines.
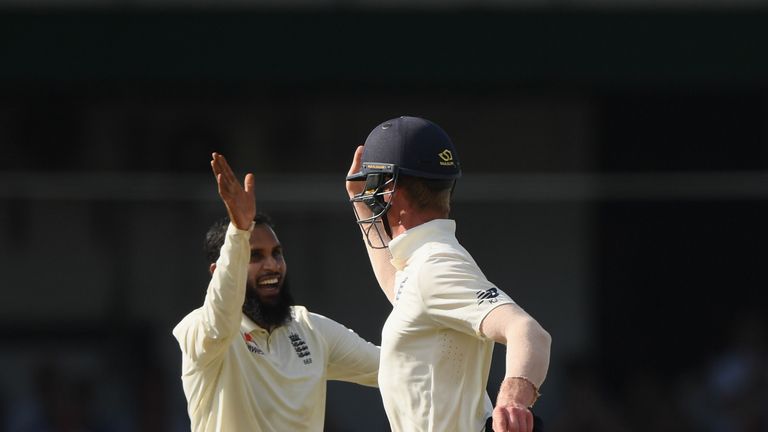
top-left (173, 153), bottom-right (380, 432)
top-left (346, 116), bottom-right (552, 432)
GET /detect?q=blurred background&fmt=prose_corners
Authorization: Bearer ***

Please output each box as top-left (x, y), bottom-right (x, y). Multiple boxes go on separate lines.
top-left (1, 0), bottom-right (767, 431)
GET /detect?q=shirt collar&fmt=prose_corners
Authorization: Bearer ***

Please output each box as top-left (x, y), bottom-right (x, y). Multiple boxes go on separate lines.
top-left (388, 219), bottom-right (456, 270)
top-left (241, 314), bottom-right (263, 334)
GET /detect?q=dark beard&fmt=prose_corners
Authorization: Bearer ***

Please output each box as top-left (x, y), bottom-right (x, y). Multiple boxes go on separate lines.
top-left (242, 278), bottom-right (295, 329)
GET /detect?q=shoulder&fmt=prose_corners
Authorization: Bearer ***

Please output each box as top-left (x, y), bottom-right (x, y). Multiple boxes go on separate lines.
top-left (172, 308), bottom-right (203, 339)
top-left (291, 306), bottom-right (339, 328)
top-left (301, 310), bottom-right (358, 339)
top-left (290, 304), bottom-right (309, 316)
top-left (412, 242), bottom-right (490, 295)
top-left (305, 309), bottom-right (340, 327)
top-left (417, 242), bottom-right (478, 276)
top-left (287, 305), bottom-right (312, 325)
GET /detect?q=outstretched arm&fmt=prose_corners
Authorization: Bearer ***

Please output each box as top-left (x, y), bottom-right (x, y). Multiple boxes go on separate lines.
top-left (173, 153), bottom-right (256, 365)
top-left (314, 313), bottom-right (380, 388)
top-left (346, 145), bottom-right (397, 303)
top-left (480, 303), bottom-right (551, 432)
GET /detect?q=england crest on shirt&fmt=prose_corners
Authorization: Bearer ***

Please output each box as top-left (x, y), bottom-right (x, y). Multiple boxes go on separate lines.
top-left (289, 332), bottom-right (313, 365)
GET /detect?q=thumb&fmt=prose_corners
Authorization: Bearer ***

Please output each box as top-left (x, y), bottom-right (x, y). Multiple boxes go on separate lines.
top-left (243, 173), bottom-right (255, 195)
top-left (347, 145), bottom-right (364, 177)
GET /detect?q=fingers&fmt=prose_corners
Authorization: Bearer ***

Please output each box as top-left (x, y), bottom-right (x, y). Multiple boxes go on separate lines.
top-left (493, 413), bottom-right (508, 432)
top-left (211, 152), bottom-right (243, 194)
top-left (211, 152), bottom-right (225, 173)
top-left (517, 411), bottom-right (530, 432)
top-left (213, 153), bottom-right (237, 185)
top-left (345, 146), bottom-right (366, 199)
top-left (211, 153), bottom-right (226, 186)
top-left (492, 406), bottom-right (533, 432)
top-left (210, 153), bottom-right (257, 230)
top-left (347, 145), bottom-right (364, 177)
top-left (210, 153), bottom-right (220, 177)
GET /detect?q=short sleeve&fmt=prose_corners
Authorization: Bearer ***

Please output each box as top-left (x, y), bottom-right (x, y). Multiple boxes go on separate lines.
top-left (417, 250), bottom-right (514, 337)
top-left (309, 313), bottom-right (380, 387)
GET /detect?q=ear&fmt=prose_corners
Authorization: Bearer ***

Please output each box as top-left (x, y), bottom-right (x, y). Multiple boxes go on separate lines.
top-left (209, 263), bottom-right (217, 275)
top-left (390, 186), bottom-right (411, 213)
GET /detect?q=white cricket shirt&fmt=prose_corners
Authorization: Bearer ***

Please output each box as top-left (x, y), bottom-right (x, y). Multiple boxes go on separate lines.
top-left (173, 223), bottom-right (379, 432)
top-left (380, 219), bottom-right (514, 432)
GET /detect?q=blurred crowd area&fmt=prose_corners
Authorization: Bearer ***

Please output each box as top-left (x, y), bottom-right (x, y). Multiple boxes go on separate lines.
top-left (550, 311), bottom-right (768, 432)
top-left (1, 311), bottom-right (766, 431)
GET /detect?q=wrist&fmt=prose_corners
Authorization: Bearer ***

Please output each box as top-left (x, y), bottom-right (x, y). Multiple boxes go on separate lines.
top-left (497, 376), bottom-right (541, 409)
top-left (346, 183), bottom-right (363, 200)
top-left (351, 201), bottom-right (374, 217)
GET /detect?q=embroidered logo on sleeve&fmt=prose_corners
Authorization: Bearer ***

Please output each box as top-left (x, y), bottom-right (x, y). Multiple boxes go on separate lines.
top-left (289, 332), bottom-right (313, 365)
top-left (476, 287), bottom-right (500, 305)
top-left (243, 333), bottom-right (265, 355)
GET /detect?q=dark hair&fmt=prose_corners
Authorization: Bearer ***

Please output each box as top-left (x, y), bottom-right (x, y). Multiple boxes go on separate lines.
top-left (204, 213), bottom-right (275, 263)
top-left (397, 175), bottom-right (455, 215)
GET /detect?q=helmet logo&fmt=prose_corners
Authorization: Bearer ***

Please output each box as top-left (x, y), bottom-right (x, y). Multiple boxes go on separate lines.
top-left (438, 149), bottom-right (455, 166)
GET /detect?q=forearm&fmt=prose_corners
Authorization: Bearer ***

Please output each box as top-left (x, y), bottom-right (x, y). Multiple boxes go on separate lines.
top-left (175, 223), bottom-right (252, 362)
top-left (363, 232), bottom-right (396, 302)
top-left (346, 146), bottom-right (396, 301)
top-left (481, 304), bottom-right (551, 408)
top-left (499, 319), bottom-right (551, 407)
top-left (353, 202), bottom-right (397, 302)
top-left (202, 223), bottom-right (253, 335)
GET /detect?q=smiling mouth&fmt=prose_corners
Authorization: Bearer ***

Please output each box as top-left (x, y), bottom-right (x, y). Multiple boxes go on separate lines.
top-left (256, 275), bottom-right (281, 292)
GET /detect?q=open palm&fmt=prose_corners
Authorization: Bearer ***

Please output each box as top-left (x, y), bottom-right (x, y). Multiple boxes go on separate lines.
top-left (211, 152), bottom-right (256, 230)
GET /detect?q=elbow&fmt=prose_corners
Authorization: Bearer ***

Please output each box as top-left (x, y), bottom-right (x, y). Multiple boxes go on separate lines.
top-left (514, 317), bottom-right (551, 355)
top-left (536, 322), bottom-right (552, 351)
top-left (530, 319), bottom-right (551, 356)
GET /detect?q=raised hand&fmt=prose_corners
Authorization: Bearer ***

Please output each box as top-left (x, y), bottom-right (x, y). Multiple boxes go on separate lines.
top-left (345, 145), bottom-right (365, 199)
top-left (210, 152), bottom-right (256, 231)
